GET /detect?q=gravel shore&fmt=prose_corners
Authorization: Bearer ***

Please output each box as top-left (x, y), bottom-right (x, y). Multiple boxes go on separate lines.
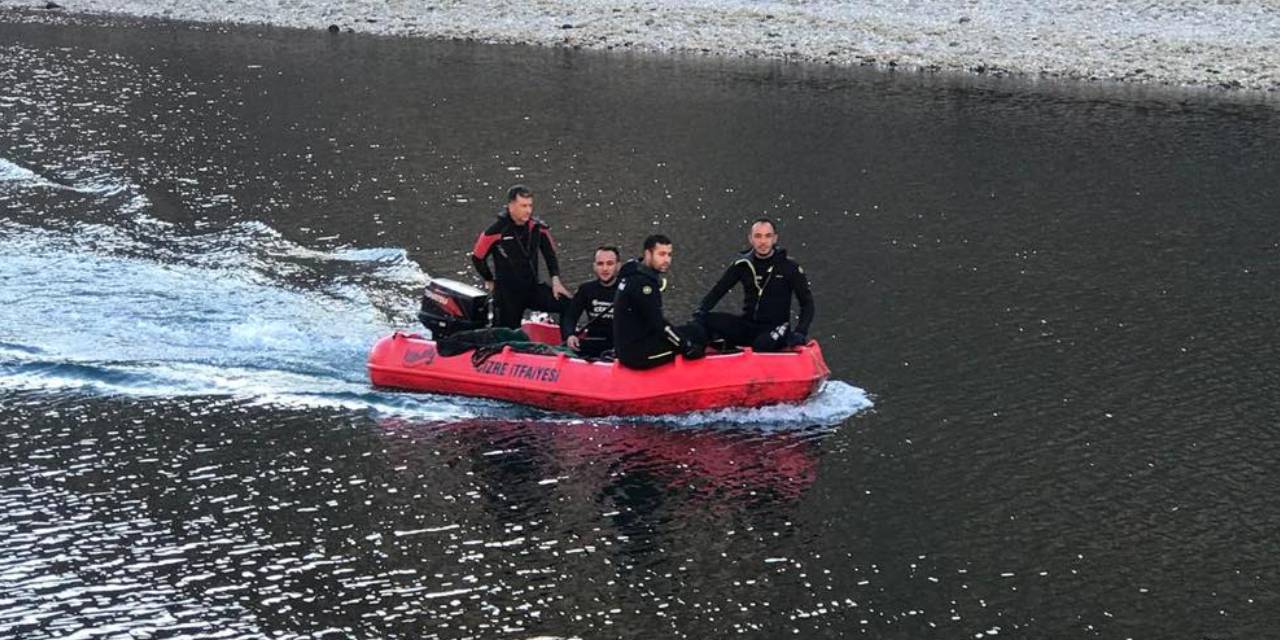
top-left (4, 0), bottom-right (1279, 93)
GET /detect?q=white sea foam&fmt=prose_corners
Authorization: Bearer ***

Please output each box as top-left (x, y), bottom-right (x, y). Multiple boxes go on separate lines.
top-left (0, 157), bottom-right (65, 189)
top-left (658, 380), bottom-right (872, 429)
top-left (0, 157), bottom-right (147, 211)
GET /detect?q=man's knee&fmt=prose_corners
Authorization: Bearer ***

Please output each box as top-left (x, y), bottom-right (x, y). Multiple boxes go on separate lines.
top-left (750, 323), bottom-right (790, 352)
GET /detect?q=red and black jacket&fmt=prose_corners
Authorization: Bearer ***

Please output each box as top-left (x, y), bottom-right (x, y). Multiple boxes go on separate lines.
top-left (470, 211), bottom-right (561, 288)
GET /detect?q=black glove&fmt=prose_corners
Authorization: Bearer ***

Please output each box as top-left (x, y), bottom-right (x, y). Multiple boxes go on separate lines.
top-left (682, 340), bottom-right (705, 360)
top-left (785, 331), bottom-right (808, 347)
top-left (680, 323), bottom-right (708, 360)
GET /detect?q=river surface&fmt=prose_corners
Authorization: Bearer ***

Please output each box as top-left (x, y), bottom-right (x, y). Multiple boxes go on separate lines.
top-left (2, 14), bottom-right (1279, 640)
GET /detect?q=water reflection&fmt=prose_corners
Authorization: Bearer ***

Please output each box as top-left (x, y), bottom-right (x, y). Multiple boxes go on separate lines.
top-left (381, 417), bottom-right (825, 505)
top-left (375, 416), bottom-right (835, 632)
top-left (1, 390), bottom-right (848, 638)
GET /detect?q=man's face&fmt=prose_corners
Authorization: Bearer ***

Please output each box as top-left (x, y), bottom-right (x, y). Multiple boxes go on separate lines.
top-left (749, 221), bottom-right (777, 256)
top-left (643, 243), bottom-right (673, 273)
top-left (593, 250), bottom-right (619, 283)
top-left (507, 195), bottom-right (534, 223)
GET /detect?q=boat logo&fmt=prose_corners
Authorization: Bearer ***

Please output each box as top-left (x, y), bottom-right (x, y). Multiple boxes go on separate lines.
top-left (402, 344), bottom-right (437, 366)
top-left (424, 290), bottom-right (462, 316)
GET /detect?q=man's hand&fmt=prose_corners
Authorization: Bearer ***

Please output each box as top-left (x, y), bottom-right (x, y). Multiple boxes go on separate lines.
top-left (566, 335), bottom-right (581, 351)
top-left (785, 331), bottom-right (808, 348)
top-left (483, 280), bottom-right (495, 292)
top-left (551, 276), bottom-right (571, 300)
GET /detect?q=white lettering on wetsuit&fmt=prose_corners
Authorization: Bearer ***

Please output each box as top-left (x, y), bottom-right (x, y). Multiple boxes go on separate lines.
top-left (590, 298), bottom-right (613, 319)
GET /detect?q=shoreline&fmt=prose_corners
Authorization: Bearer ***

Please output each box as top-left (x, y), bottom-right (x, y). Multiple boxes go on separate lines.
top-left (2, 0), bottom-right (1278, 94)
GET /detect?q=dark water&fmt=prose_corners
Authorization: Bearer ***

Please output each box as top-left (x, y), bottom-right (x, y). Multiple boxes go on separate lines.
top-left (3, 13), bottom-right (1280, 639)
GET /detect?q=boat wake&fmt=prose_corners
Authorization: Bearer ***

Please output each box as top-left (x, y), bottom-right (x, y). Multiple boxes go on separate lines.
top-left (1, 157), bottom-right (872, 427)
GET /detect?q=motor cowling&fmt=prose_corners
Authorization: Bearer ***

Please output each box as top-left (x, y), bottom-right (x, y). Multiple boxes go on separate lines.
top-left (418, 277), bottom-right (489, 337)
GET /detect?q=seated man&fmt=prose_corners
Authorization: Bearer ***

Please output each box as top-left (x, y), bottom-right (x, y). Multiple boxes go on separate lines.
top-left (560, 245), bottom-right (621, 359)
top-left (613, 234), bottom-right (706, 370)
top-left (470, 184), bottom-right (571, 328)
top-left (696, 218), bottom-right (814, 352)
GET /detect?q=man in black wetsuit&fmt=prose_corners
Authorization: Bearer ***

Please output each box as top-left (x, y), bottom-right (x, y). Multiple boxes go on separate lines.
top-left (560, 245), bottom-right (621, 359)
top-left (470, 184), bottom-right (571, 328)
top-left (695, 218), bottom-right (814, 351)
top-left (613, 234), bottom-right (707, 370)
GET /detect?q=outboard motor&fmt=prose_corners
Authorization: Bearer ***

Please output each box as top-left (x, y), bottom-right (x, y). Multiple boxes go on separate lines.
top-left (418, 277), bottom-right (490, 337)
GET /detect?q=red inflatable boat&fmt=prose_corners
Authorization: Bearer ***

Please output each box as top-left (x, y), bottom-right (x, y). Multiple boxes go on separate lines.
top-left (367, 278), bottom-right (829, 416)
top-left (367, 321), bottom-right (830, 417)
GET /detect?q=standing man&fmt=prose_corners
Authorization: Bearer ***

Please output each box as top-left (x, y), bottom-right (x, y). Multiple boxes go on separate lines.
top-left (613, 234), bottom-right (706, 370)
top-left (695, 218), bottom-right (814, 351)
top-left (560, 245), bottom-right (621, 359)
top-left (470, 184), bottom-right (572, 328)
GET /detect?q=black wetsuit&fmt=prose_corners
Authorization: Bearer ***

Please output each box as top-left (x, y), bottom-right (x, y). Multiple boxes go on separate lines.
top-left (560, 278), bottom-right (617, 359)
top-left (613, 259), bottom-right (705, 370)
top-left (470, 211), bottom-right (568, 328)
top-left (696, 247), bottom-right (814, 351)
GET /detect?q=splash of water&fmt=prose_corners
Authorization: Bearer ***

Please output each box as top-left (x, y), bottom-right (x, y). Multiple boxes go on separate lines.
top-left (0, 158), bottom-right (872, 426)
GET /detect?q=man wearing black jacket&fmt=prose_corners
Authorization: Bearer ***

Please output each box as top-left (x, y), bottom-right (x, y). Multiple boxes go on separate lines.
top-left (613, 234), bottom-right (706, 370)
top-left (560, 245), bottom-right (620, 359)
top-left (696, 218), bottom-right (814, 352)
top-left (470, 185), bottom-right (571, 328)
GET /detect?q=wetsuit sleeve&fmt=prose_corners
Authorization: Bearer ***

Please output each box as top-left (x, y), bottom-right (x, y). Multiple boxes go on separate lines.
top-left (471, 229), bottom-right (499, 282)
top-left (538, 226), bottom-right (560, 278)
top-left (697, 264), bottom-right (740, 313)
top-left (561, 285), bottom-right (587, 341)
top-left (791, 262), bottom-right (815, 334)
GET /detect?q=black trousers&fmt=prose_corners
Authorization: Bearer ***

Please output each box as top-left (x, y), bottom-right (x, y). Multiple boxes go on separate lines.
top-left (617, 323), bottom-right (707, 370)
top-left (703, 312), bottom-right (789, 352)
top-left (493, 283), bottom-right (569, 329)
top-left (574, 335), bottom-right (613, 360)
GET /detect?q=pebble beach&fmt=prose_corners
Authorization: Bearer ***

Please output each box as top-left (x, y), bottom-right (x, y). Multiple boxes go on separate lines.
top-left (3, 0), bottom-right (1278, 93)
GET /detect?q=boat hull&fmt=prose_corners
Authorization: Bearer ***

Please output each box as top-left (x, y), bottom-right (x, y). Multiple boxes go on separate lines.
top-left (367, 324), bottom-right (830, 417)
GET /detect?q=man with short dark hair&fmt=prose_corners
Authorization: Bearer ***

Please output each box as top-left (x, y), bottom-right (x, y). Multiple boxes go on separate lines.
top-left (470, 184), bottom-right (572, 328)
top-left (560, 245), bottom-right (621, 359)
top-left (613, 234), bottom-right (706, 370)
top-left (696, 218), bottom-right (814, 351)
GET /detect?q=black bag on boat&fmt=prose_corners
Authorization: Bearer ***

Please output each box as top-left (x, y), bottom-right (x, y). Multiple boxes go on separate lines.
top-left (436, 327), bottom-right (575, 366)
top-left (436, 327), bottom-right (529, 357)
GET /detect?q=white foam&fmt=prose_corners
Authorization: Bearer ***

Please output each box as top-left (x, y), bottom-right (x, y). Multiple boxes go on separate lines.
top-left (0, 158), bottom-right (64, 189)
top-left (644, 380), bottom-right (872, 429)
